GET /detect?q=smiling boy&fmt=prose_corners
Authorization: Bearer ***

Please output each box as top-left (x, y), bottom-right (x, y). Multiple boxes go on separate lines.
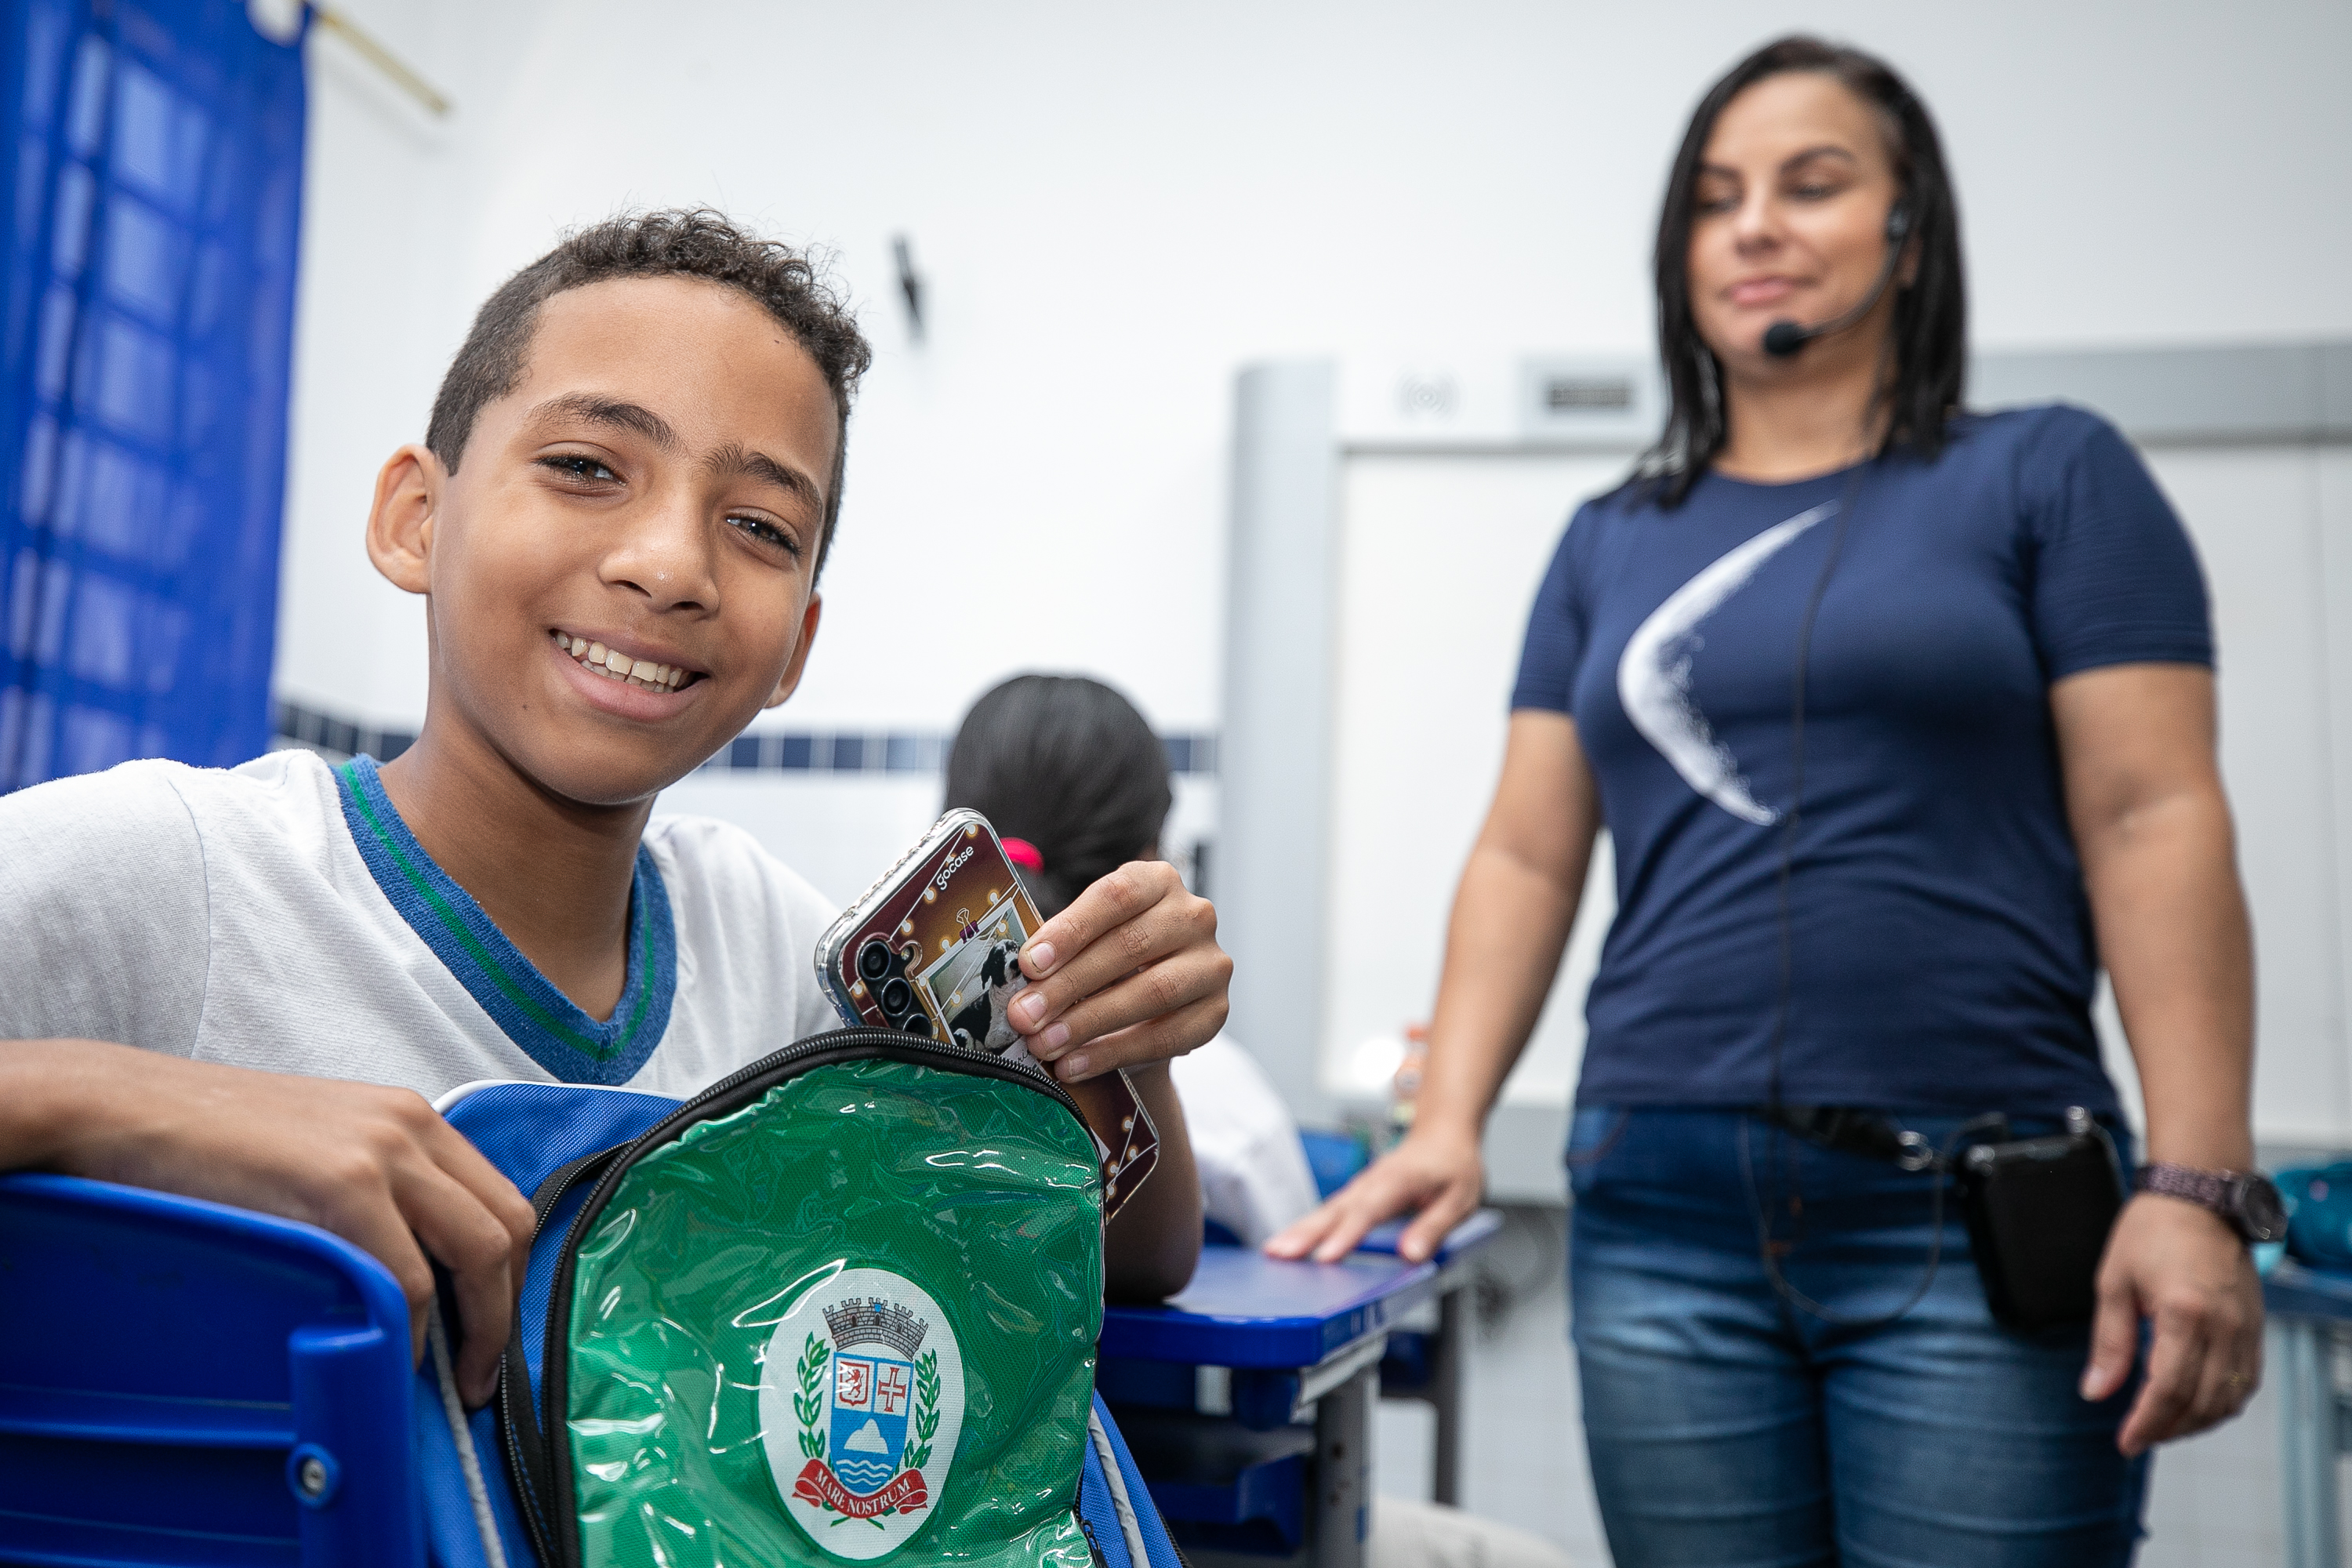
top-left (0, 212), bottom-right (1227, 1403)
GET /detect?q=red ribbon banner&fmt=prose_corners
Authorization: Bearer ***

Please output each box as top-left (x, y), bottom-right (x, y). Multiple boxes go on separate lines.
top-left (794, 1461), bottom-right (931, 1519)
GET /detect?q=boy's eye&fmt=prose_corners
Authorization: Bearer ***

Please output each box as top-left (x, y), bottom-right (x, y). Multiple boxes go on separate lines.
top-left (541, 453), bottom-right (619, 484)
top-left (730, 513), bottom-right (802, 558)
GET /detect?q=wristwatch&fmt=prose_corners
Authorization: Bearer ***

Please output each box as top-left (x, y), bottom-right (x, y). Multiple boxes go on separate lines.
top-left (2135, 1163), bottom-right (2289, 1244)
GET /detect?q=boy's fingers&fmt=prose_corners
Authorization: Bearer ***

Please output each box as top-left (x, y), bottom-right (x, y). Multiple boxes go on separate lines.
top-left (418, 1112), bottom-right (538, 1272)
top-left (321, 1187), bottom-right (442, 1367)
top-left (391, 1158), bottom-right (528, 1403)
top-left (1015, 913), bottom-right (1212, 1040)
top-left (1021, 862), bottom-right (1185, 982)
top-left (1051, 994), bottom-right (1229, 1083)
top-left (1026, 939), bottom-right (1230, 1066)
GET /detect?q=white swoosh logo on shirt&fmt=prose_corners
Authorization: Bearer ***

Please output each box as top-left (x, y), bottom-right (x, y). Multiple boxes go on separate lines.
top-left (1614, 503), bottom-right (1835, 826)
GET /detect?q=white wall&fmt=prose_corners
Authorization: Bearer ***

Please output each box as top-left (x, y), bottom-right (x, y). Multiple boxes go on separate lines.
top-left (272, 0), bottom-right (2352, 740)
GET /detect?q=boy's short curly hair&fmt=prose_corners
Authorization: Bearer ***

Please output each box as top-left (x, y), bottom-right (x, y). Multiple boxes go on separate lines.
top-left (425, 209), bottom-right (873, 571)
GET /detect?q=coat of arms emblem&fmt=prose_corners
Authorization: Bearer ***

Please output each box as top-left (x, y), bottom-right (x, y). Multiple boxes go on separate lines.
top-left (761, 1266), bottom-right (966, 1559)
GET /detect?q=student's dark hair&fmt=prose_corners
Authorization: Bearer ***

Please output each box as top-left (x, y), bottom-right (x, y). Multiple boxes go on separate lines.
top-left (1643, 36), bottom-right (1965, 506)
top-left (424, 209), bottom-right (873, 569)
top-left (944, 674), bottom-right (1172, 920)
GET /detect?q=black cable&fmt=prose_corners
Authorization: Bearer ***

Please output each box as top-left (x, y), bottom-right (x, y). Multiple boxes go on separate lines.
top-left (1738, 456), bottom-right (1970, 1332)
top-left (1740, 1111), bottom-right (2006, 1330)
top-left (1762, 458), bottom-right (1867, 1117)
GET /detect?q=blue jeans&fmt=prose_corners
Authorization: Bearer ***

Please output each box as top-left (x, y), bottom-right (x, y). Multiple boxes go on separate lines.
top-left (1567, 1106), bottom-right (2148, 1568)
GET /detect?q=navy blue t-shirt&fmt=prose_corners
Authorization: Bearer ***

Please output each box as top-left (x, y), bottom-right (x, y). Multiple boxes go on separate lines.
top-left (1512, 405), bottom-right (2212, 1114)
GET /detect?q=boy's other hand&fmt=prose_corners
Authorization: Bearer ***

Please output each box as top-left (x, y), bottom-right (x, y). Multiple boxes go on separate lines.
top-left (7, 1040), bottom-right (534, 1405)
top-left (1009, 862), bottom-right (1230, 1082)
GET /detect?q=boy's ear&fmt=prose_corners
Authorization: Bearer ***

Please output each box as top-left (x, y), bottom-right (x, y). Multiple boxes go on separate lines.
top-left (366, 445), bottom-right (446, 595)
top-left (763, 591), bottom-right (823, 710)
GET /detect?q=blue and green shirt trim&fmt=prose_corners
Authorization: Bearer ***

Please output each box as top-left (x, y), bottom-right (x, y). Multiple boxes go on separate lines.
top-left (332, 756), bottom-right (677, 1086)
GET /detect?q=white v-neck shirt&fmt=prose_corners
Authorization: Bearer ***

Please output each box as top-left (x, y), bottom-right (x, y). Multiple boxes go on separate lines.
top-left (0, 750), bottom-right (840, 1101)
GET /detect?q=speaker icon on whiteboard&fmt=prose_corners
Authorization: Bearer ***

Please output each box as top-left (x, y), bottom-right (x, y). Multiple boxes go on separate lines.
top-left (1397, 369), bottom-right (1458, 419)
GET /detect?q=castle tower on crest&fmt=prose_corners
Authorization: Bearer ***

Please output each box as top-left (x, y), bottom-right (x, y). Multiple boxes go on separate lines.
top-left (823, 1297), bottom-right (929, 1359)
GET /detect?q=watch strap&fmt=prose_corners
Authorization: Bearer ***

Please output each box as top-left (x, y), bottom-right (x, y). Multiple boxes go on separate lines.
top-left (2135, 1162), bottom-right (2262, 1240)
top-left (2136, 1162), bottom-right (2229, 1210)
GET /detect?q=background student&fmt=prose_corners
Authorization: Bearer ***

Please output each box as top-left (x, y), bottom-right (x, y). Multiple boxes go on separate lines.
top-left (943, 673), bottom-right (1312, 1255)
top-left (1272, 38), bottom-right (2265, 1566)
top-left (0, 211), bottom-right (1232, 1406)
top-left (944, 670), bottom-right (1575, 1568)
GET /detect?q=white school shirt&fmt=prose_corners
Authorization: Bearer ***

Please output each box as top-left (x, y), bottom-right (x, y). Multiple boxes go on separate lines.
top-left (0, 750), bottom-right (839, 1099)
top-left (1167, 1034), bottom-right (1323, 1247)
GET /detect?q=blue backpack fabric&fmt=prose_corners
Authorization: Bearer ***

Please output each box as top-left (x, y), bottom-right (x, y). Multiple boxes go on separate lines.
top-left (419, 1080), bottom-right (670, 1568)
top-left (416, 1076), bottom-right (1184, 1568)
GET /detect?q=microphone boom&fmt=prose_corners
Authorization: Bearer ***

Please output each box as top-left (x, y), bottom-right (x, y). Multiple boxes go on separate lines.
top-left (1758, 202), bottom-right (1911, 360)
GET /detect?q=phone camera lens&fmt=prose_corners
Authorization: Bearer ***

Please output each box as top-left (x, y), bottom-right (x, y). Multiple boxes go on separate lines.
top-left (900, 1013), bottom-right (935, 1038)
top-left (880, 978), bottom-right (913, 1017)
top-left (858, 940), bottom-right (893, 983)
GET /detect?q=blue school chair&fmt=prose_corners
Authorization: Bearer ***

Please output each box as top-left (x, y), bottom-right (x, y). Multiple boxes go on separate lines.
top-left (0, 1171), bottom-right (417, 1566)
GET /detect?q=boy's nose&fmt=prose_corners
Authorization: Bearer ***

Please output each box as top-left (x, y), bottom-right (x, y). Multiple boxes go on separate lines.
top-left (603, 503), bottom-right (719, 612)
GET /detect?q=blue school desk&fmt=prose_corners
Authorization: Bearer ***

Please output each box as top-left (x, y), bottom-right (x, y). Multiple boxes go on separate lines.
top-left (2266, 1263), bottom-right (2352, 1567)
top-left (1098, 1212), bottom-right (1504, 1568)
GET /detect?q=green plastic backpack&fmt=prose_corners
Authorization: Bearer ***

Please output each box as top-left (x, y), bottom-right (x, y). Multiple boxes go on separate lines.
top-left (495, 1027), bottom-right (1106, 1568)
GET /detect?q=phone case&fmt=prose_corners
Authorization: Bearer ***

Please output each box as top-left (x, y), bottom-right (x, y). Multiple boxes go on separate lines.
top-left (814, 809), bottom-right (1160, 1219)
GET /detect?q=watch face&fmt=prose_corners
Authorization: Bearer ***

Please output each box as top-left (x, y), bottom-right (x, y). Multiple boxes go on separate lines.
top-left (2234, 1175), bottom-right (2288, 1243)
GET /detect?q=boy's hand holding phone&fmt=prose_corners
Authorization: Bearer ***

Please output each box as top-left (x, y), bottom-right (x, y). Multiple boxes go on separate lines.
top-left (1003, 858), bottom-right (1228, 1084)
top-left (818, 815), bottom-right (1228, 1220)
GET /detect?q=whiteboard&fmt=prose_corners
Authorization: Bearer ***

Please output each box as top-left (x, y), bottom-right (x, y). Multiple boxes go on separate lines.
top-left (1321, 452), bottom-right (1624, 1109)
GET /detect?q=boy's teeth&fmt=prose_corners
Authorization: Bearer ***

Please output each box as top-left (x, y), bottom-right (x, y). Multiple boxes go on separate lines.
top-left (554, 630), bottom-right (691, 691)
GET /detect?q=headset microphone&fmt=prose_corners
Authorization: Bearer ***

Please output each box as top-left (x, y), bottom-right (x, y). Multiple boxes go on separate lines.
top-left (1761, 201), bottom-right (1912, 359)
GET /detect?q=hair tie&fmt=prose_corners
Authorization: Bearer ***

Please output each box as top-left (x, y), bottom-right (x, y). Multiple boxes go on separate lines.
top-left (1001, 837), bottom-right (1045, 874)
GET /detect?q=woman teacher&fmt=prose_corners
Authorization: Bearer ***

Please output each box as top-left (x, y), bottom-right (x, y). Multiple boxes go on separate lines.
top-left (1271, 35), bottom-right (2271, 1566)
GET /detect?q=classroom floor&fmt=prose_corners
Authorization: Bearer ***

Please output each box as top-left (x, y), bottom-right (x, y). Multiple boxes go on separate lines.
top-left (1372, 1204), bottom-right (2294, 1568)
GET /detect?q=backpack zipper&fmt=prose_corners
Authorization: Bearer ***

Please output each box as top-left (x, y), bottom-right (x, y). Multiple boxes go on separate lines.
top-left (506, 1025), bottom-right (1094, 1566)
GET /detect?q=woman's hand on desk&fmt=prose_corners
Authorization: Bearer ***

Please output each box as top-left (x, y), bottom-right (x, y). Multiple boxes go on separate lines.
top-left (1264, 1124), bottom-right (1485, 1265)
top-left (0, 1039), bottom-right (535, 1407)
top-left (1006, 860), bottom-right (1230, 1083)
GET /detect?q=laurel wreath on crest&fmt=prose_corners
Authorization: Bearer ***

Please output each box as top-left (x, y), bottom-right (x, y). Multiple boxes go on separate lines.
top-left (794, 1332), bottom-right (828, 1461)
top-left (791, 1334), bottom-right (946, 1517)
top-left (901, 1349), bottom-right (942, 1473)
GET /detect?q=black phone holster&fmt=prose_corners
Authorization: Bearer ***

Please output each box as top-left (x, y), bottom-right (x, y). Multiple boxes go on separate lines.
top-left (1753, 1104), bottom-right (2125, 1332)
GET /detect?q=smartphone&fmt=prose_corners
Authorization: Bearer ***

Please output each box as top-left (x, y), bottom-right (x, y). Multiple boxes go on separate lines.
top-left (815, 809), bottom-right (1160, 1220)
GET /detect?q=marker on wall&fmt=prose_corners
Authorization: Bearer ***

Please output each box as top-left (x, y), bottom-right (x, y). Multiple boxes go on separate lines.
top-left (893, 235), bottom-right (924, 343)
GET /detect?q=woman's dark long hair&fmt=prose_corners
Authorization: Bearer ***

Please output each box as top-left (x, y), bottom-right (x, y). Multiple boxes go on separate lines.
top-left (1645, 36), bottom-right (1966, 506)
top-left (944, 674), bottom-right (1171, 920)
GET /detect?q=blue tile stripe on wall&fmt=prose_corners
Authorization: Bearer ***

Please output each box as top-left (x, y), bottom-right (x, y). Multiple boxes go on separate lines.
top-left (272, 700), bottom-right (1218, 776)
